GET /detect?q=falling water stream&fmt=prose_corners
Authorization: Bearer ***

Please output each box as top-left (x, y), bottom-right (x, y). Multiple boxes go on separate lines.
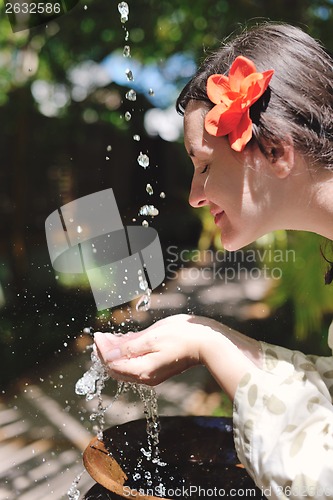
top-left (66, 3), bottom-right (168, 497)
top-left (67, 276), bottom-right (163, 499)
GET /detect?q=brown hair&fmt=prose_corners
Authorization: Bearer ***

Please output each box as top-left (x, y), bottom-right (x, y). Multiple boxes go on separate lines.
top-left (176, 23), bottom-right (333, 282)
top-left (176, 23), bottom-right (333, 168)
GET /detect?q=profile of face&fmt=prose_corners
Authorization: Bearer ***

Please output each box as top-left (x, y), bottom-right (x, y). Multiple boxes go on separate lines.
top-left (183, 100), bottom-right (305, 251)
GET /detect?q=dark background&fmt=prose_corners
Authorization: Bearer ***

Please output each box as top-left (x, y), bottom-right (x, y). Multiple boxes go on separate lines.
top-left (2, 0), bottom-right (333, 387)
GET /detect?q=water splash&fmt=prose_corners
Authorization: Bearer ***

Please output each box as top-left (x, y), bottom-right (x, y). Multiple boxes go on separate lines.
top-left (146, 183), bottom-right (153, 195)
top-left (125, 69), bottom-right (134, 81)
top-left (123, 45), bottom-right (131, 58)
top-left (75, 348), bottom-right (109, 402)
top-left (69, 0), bottom-right (165, 496)
top-left (126, 89), bottom-right (137, 101)
top-left (118, 1), bottom-right (129, 23)
top-left (139, 205), bottom-right (159, 217)
top-left (135, 291), bottom-right (151, 312)
top-left (67, 469), bottom-right (86, 500)
top-left (137, 152), bottom-right (149, 168)
top-left (127, 384), bottom-right (166, 493)
top-left (136, 269), bottom-right (152, 312)
top-left (137, 385), bottom-right (162, 463)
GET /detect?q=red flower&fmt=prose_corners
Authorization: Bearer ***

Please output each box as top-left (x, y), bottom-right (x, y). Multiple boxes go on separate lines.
top-left (205, 56), bottom-right (274, 152)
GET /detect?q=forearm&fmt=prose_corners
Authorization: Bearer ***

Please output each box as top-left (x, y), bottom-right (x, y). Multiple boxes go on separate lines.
top-left (203, 319), bottom-right (263, 369)
top-left (94, 314), bottom-right (263, 394)
top-left (199, 326), bottom-right (260, 400)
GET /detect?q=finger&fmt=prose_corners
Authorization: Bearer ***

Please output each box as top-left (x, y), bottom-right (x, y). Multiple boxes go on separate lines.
top-left (94, 332), bottom-right (122, 363)
top-left (94, 330), bottom-right (154, 363)
top-left (115, 332), bottom-right (159, 361)
top-left (108, 356), bottom-right (160, 385)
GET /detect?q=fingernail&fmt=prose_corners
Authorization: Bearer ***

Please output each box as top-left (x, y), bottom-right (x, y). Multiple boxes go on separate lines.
top-left (105, 348), bottom-right (121, 362)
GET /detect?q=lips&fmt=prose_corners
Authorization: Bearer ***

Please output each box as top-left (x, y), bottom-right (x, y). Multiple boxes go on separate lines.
top-left (214, 212), bottom-right (224, 225)
top-left (211, 210), bottom-right (224, 225)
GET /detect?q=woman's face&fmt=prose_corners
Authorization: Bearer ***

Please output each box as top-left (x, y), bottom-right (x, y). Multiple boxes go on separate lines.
top-left (183, 100), bottom-right (290, 250)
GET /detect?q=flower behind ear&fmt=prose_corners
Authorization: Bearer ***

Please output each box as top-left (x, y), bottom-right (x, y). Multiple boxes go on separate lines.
top-left (205, 56), bottom-right (274, 152)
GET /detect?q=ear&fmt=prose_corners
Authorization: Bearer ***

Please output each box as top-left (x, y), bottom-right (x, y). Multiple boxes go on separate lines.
top-left (268, 142), bottom-right (295, 179)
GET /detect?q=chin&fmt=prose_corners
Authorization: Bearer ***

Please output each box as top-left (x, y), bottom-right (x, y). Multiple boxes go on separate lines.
top-left (220, 231), bottom-right (256, 252)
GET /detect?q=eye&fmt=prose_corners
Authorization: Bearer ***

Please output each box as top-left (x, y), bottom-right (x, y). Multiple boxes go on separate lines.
top-left (201, 165), bottom-right (209, 174)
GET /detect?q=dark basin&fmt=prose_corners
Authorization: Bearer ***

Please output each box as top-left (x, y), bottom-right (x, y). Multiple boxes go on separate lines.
top-left (83, 416), bottom-right (264, 499)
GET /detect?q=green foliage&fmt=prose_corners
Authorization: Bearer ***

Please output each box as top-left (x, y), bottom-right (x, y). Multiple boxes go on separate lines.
top-left (263, 231), bottom-right (333, 341)
top-left (2, 0), bottom-right (333, 108)
top-left (211, 392), bottom-right (233, 417)
top-left (195, 206), bottom-right (333, 342)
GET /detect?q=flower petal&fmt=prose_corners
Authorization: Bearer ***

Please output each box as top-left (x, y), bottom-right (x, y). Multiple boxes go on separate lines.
top-left (207, 74), bottom-right (231, 104)
top-left (205, 55), bottom-right (274, 152)
top-left (241, 70), bottom-right (274, 106)
top-left (228, 56), bottom-right (257, 92)
top-left (220, 91), bottom-right (242, 107)
top-left (229, 110), bottom-right (252, 152)
top-left (205, 103), bottom-right (243, 137)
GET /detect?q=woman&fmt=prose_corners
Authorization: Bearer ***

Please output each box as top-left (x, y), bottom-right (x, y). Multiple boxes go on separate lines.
top-left (95, 23), bottom-right (333, 498)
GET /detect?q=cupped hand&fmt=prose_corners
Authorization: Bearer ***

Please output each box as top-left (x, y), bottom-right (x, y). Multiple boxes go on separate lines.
top-left (94, 314), bottom-right (221, 386)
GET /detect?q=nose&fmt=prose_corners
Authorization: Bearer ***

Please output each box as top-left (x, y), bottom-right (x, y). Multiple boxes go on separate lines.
top-left (188, 171), bottom-right (208, 208)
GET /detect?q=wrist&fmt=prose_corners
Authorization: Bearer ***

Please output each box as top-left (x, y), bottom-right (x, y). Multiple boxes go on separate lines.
top-left (197, 326), bottom-right (256, 400)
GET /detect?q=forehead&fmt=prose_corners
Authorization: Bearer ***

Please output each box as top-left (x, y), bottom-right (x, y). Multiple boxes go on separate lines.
top-left (184, 101), bottom-right (213, 157)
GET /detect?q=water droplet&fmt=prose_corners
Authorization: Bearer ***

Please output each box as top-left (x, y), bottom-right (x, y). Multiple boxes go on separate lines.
top-left (77, 226), bottom-right (83, 234)
top-left (118, 1), bottom-right (129, 23)
top-left (68, 470), bottom-right (86, 500)
top-left (142, 220), bottom-right (149, 227)
top-left (136, 291), bottom-right (151, 312)
top-left (148, 88), bottom-right (154, 96)
top-left (133, 134), bottom-right (140, 141)
top-left (125, 111), bottom-right (132, 121)
top-left (106, 156), bottom-right (110, 160)
top-left (125, 69), bottom-right (134, 81)
top-left (84, 4), bottom-right (87, 9)
top-left (123, 45), bottom-right (131, 57)
top-left (139, 279), bottom-right (148, 291)
top-left (146, 183), bottom-right (153, 195)
top-left (137, 152), bottom-right (149, 168)
top-left (139, 205), bottom-right (159, 217)
top-left (106, 145), bottom-right (112, 151)
top-left (160, 191), bottom-right (166, 199)
top-left (125, 89), bottom-right (136, 101)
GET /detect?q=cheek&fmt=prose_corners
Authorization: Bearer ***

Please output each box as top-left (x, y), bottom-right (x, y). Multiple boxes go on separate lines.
top-left (205, 168), bottom-right (244, 205)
